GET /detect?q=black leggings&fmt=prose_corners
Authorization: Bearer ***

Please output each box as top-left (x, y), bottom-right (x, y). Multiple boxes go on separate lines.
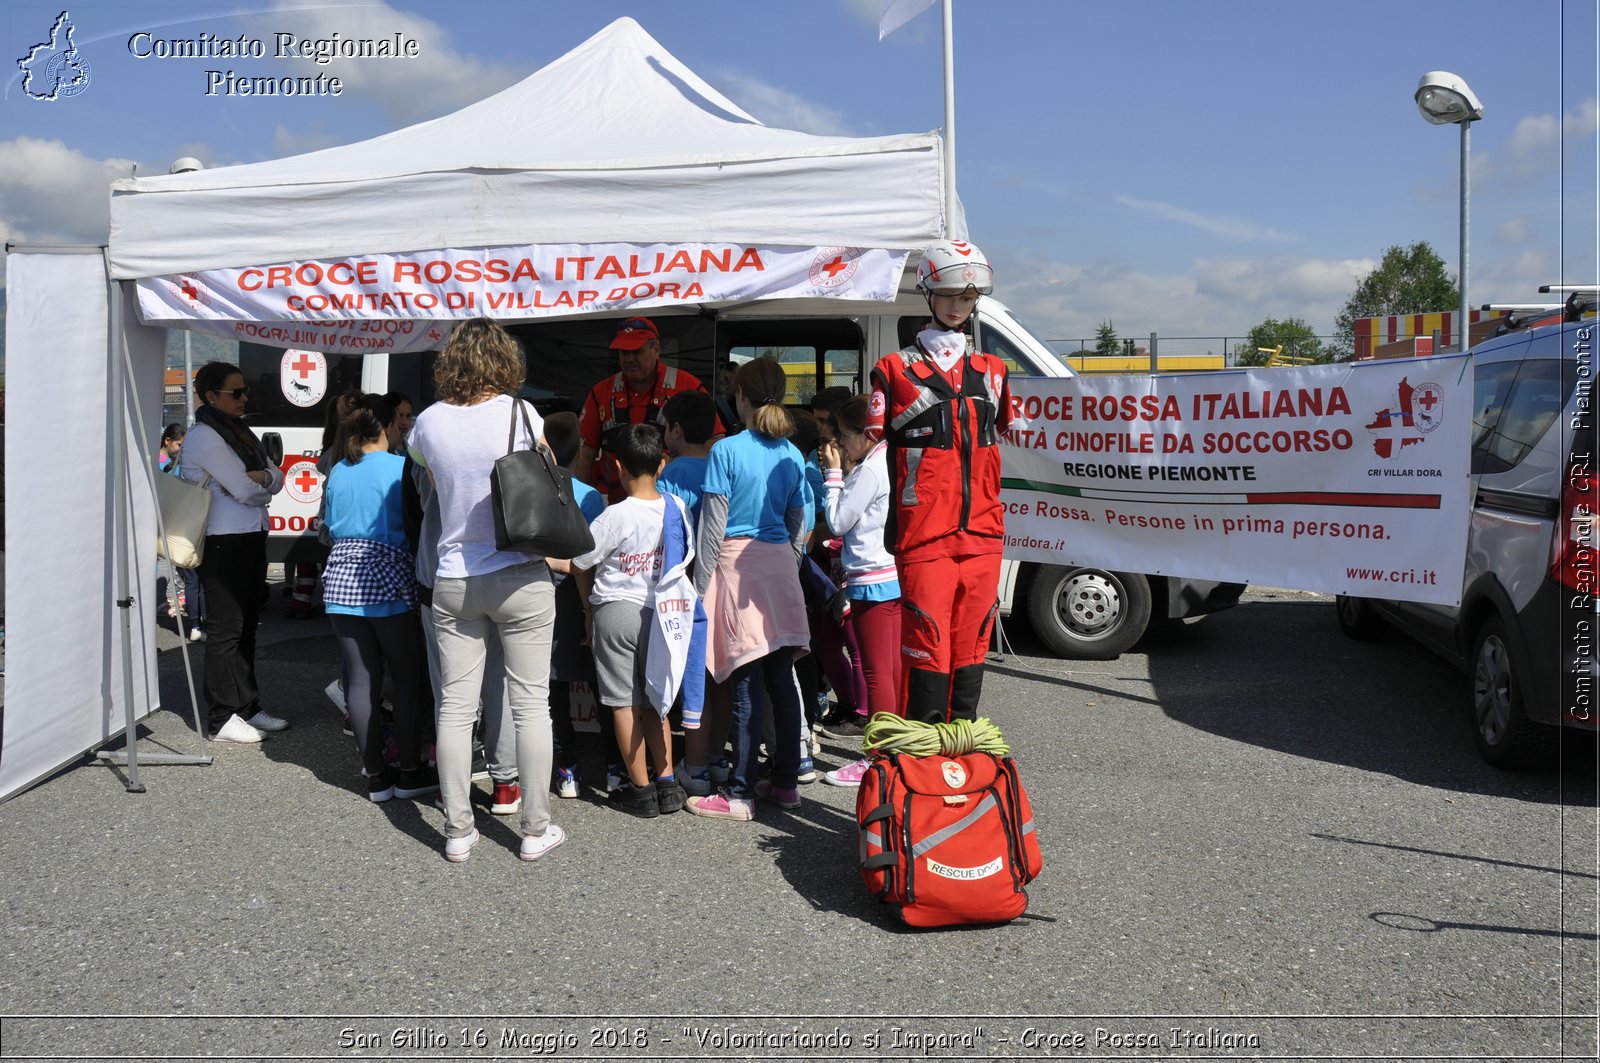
top-left (329, 611), bottom-right (428, 775)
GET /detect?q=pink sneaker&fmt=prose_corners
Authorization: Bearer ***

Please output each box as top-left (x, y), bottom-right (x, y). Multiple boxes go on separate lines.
top-left (686, 790), bottom-right (754, 821)
top-left (823, 758), bottom-right (871, 786)
top-left (754, 779), bottom-right (801, 809)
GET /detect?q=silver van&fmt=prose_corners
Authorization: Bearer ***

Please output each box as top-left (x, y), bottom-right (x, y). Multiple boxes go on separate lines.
top-left (1336, 311), bottom-right (1597, 766)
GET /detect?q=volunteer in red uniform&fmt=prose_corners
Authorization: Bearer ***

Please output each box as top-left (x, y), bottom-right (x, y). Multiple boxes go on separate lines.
top-left (576, 317), bottom-right (708, 503)
top-left (867, 240), bottom-right (1012, 725)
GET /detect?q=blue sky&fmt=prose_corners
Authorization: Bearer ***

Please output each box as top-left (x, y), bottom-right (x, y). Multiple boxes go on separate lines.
top-left (3, 0), bottom-right (1596, 352)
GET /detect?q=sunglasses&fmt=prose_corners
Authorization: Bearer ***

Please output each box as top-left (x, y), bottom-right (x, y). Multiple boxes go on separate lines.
top-left (619, 318), bottom-right (653, 332)
top-left (213, 387), bottom-right (248, 399)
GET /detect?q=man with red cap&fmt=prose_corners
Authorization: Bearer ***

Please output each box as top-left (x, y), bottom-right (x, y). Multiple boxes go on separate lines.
top-left (576, 317), bottom-right (709, 503)
top-left (867, 240), bottom-right (1012, 726)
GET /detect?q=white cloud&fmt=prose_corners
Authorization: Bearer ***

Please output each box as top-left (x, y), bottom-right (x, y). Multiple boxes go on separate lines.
top-left (1475, 96), bottom-right (1598, 188)
top-left (274, 124), bottom-right (344, 156)
top-left (0, 137), bottom-right (140, 246)
top-left (256, 0), bottom-right (526, 123)
top-left (839, 0), bottom-right (881, 28)
top-left (995, 248), bottom-right (1378, 346)
top-left (1493, 215), bottom-right (1532, 245)
top-left (1115, 195), bottom-right (1297, 243)
top-left (707, 69), bottom-right (857, 135)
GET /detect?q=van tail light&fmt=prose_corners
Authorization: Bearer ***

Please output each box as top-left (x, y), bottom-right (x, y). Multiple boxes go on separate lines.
top-left (1553, 467), bottom-right (1598, 593)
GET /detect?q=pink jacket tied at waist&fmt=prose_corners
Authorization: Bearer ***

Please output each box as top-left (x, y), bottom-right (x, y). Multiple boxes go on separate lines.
top-left (702, 537), bottom-right (810, 684)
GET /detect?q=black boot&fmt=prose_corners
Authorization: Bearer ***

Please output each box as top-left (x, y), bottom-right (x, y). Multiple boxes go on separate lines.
top-left (950, 664), bottom-right (985, 723)
top-left (904, 668), bottom-right (952, 725)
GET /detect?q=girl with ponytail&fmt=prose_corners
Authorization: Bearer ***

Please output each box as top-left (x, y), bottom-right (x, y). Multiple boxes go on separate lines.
top-left (687, 358), bottom-right (811, 821)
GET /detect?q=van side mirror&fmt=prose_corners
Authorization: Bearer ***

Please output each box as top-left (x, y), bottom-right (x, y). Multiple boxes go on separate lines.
top-left (261, 432), bottom-right (284, 465)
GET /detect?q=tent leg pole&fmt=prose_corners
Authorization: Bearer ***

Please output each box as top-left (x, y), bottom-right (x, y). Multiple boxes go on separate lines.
top-left (97, 271), bottom-right (213, 788)
top-left (108, 271), bottom-right (145, 793)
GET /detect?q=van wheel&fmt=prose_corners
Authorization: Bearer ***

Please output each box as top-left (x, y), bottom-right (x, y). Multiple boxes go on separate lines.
top-left (1471, 615), bottom-right (1553, 769)
top-left (1335, 595), bottom-right (1388, 640)
top-left (1027, 566), bottom-right (1152, 660)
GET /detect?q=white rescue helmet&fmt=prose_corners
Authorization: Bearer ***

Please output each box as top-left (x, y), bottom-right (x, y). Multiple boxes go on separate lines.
top-left (916, 240), bottom-right (994, 296)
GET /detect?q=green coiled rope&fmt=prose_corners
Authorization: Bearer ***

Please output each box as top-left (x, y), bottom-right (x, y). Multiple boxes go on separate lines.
top-left (861, 712), bottom-right (1011, 757)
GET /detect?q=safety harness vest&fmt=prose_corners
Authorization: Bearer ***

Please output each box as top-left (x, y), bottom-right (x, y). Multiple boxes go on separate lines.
top-left (872, 345), bottom-right (1009, 555)
top-left (600, 363), bottom-right (682, 441)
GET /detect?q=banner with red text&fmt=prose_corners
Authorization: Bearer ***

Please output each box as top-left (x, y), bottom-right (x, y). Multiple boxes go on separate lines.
top-left (1001, 357), bottom-right (1473, 605)
top-left (135, 243), bottom-right (909, 353)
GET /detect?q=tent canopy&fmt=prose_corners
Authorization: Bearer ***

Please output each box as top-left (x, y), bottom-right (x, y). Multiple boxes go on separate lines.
top-left (108, 17), bottom-right (952, 281)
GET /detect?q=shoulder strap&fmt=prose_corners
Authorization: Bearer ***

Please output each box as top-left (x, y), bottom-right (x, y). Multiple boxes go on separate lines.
top-left (505, 396), bottom-right (537, 455)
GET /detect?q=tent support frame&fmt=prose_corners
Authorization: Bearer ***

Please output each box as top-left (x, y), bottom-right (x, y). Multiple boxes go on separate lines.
top-left (93, 262), bottom-right (212, 789)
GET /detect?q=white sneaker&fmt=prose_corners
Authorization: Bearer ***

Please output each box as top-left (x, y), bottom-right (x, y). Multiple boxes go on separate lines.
top-left (245, 709), bottom-right (289, 732)
top-left (444, 829), bottom-right (480, 863)
top-left (212, 714), bottom-right (266, 744)
top-left (188, 626), bottom-right (205, 642)
top-left (323, 678), bottom-right (345, 711)
top-left (519, 824), bottom-right (567, 862)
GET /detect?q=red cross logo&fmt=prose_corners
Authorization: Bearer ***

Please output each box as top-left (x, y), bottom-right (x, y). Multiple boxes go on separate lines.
top-left (294, 469), bottom-right (320, 494)
top-left (821, 256), bottom-right (848, 277)
top-left (1418, 390), bottom-right (1439, 412)
top-left (289, 352), bottom-right (318, 379)
top-left (180, 279), bottom-right (199, 302)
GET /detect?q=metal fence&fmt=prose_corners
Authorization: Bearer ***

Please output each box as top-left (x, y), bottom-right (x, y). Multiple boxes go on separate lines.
top-left (1046, 334), bottom-right (1339, 366)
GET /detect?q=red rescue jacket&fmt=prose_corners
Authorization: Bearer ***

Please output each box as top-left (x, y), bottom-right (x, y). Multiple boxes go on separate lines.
top-left (869, 345), bottom-right (1012, 557)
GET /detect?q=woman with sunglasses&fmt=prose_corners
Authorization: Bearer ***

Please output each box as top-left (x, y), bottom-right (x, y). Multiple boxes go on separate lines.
top-left (180, 361), bottom-right (287, 744)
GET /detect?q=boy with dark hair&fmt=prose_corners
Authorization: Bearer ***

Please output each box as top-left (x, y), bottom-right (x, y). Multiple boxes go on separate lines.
top-left (572, 423), bottom-right (690, 818)
top-left (540, 411), bottom-right (606, 799)
top-left (656, 390), bottom-right (716, 527)
top-left (657, 390), bottom-right (730, 795)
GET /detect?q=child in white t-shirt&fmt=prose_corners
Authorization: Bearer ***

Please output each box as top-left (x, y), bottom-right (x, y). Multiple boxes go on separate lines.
top-left (572, 423), bottom-right (689, 818)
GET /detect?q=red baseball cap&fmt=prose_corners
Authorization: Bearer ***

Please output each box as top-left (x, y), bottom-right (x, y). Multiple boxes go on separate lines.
top-left (610, 317), bottom-right (659, 351)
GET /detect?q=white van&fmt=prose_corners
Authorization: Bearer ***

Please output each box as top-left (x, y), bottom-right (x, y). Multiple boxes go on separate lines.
top-left (237, 288), bottom-right (1243, 658)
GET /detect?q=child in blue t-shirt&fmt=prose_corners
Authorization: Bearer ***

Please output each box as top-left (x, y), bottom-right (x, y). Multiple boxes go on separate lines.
top-left (656, 390), bottom-right (717, 532)
top-left (656, 389), bottom-right (730, 794)
top-left (321, 395), bottom-right (435, 805)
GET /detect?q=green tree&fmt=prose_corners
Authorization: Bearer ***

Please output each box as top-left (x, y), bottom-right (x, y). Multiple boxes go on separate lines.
top-left (1235, 316), bottom-right (1326, 367)
top-left (1331, 241), bottom-right (1459, 360)
top-left (1093, 321), bottom-right (1121, 358)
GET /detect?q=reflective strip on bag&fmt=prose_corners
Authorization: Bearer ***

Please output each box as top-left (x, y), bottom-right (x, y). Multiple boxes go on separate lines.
top-left (909, 793), bottom-right (998, 858)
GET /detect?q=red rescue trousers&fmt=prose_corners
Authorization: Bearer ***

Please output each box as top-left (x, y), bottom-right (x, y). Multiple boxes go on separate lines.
top-left (897, 551), bottom-right (1000, 724)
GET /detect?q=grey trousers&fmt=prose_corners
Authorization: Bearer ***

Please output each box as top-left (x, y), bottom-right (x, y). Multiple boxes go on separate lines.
top-left (420, 607), bottom-right (516, 784)
top-left (431, 561), bottom-right (555, 840)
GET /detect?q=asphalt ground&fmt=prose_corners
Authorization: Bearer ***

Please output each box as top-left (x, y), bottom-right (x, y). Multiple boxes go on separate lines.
top-left (0, 583), bottom-right (1596, 1061)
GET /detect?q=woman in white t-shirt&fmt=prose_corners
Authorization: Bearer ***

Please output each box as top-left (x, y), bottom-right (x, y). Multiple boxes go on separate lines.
top-left (407, 319), bottom-right (566, 864)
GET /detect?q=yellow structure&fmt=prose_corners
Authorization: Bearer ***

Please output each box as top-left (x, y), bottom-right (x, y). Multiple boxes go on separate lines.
top-left (1064, 353), bottom-right (1226, 375)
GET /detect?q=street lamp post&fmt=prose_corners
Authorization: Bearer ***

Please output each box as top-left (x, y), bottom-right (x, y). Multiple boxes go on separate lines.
top-left (1415, 71), bottom-right (1484, 352)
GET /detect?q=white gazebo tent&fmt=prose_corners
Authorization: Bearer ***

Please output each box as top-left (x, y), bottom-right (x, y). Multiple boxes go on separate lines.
top-left (2, 17), bottom-right (956, 799)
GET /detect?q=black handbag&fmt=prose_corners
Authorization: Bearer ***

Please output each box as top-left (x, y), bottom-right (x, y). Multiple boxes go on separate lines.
top-left (490, 398), bottom-right (596, 559)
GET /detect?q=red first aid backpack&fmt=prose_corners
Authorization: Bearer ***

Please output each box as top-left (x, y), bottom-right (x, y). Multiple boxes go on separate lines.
top-left (856, 750), bottom-right (1043, 927)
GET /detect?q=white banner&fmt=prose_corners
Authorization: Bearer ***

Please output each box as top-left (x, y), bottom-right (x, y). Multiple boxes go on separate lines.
top-left (1001, 358), bottom-right (1473, 605)
top-left (135, 243), bottom-right (909, 353)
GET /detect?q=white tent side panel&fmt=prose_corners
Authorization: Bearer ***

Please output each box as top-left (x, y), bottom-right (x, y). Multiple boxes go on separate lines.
top-left (1, 251), bottom-right (163, 802)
